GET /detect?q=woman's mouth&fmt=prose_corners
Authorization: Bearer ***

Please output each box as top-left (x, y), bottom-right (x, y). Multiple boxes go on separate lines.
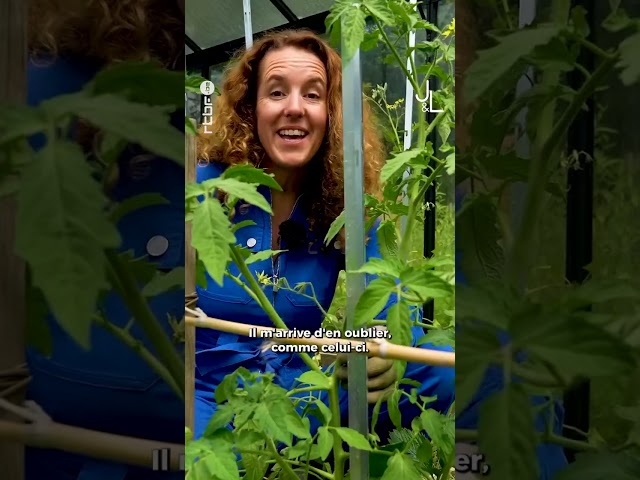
top-left (277, 129), bottom-right (308, 143)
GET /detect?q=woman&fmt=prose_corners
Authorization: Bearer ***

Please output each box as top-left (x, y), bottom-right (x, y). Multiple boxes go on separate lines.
top-left (193, 29), bottom-right (455, 443)
top-left (24, 1), bottom-right (184, 479)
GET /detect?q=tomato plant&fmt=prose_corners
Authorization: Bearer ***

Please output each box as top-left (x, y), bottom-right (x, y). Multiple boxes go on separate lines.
top-left (184, 1), bottom-right (456, 479)
top-left (456, 0), bottom-right (640, 478)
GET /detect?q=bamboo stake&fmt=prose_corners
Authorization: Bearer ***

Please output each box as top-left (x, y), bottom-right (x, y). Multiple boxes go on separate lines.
top-left (0, 419), bottom-right (184, 471)
top-left (0, 1), bottom-right (27, 477)
top-left (184, 311), bottom-right (455, 367)
top-left (184, 119), bottom-right (197, 432)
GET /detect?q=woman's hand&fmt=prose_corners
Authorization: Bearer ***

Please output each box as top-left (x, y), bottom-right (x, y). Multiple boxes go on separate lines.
top-left (336, 354), bottom-right (397, 404)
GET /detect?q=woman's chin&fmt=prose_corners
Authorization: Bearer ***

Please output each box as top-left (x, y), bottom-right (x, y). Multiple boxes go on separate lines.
top-left (270, 156), bottom-right (313, 170)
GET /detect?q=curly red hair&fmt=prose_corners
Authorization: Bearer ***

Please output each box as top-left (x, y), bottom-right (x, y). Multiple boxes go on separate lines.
top-left (197, 29), bottom-right (385, 237)
top-left (28, 0), bottom-right (183, 67)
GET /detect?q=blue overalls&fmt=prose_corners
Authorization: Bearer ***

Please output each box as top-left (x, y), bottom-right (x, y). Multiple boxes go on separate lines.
top-left (25, 56), bottom-right (184, 480)
top-left (454, 189), bottom-right (568, 479)
top-left (193, 160), bottom-right (455, 443)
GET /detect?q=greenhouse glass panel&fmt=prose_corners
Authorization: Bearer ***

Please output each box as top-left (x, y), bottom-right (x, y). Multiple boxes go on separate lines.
top-left (286, 0), bottom-right (334, 18)
top-left (186, 0), bottom-right (288, 50)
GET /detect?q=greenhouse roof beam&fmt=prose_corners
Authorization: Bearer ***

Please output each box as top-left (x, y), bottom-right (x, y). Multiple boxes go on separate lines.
top-left (185, 34), bottom-right (201, 52)
top-left (268, 0), bottom-right (298, 23)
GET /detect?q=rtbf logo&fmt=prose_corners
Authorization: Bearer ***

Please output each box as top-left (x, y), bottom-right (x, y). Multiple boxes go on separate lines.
top-left (200, 80), bottom-right (215, 134)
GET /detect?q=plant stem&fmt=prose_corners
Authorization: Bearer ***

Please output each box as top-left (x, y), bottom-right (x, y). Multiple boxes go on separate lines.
top-left (328, 373), bottom-right (346, 480)
top-left (424, 110), bottom-right (447, 139)
top-left (94, 314), bottom-right (182, 398)
top-left (399, 101), bottom-right (427, 259)
top-left (106, 250), bottom-right (184, 399)
top-left (575, 36), bottom-right (617, 60)
top-left (240, 453), bottom-right (335, 480)
top-left (265, 436), bottom-right (301, 480)
top-left (505, 55), bottom-right (616, 284)
top-left (287, 386), bottom-right (330, 397)
top-left (455, 429), bottom-right (597, 452)
top-left (373, 16), bottom-right (422, 95)
top-left (400, 158), bottom-right (448, 260)
top-left (230, 245), bottom-right (321, 373)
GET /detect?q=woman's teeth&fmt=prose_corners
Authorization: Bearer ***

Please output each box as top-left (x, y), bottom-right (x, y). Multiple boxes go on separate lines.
top-left (278, 129), bottom-right (307, 138)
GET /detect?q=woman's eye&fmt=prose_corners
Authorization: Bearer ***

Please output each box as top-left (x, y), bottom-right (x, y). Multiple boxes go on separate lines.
top-left (270, 91), bottom-right (284, 97)
top-left (307, 93), bottom-right (320, 99)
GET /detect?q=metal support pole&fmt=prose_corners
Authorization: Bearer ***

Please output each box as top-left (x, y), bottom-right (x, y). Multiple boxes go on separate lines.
top-left (400, 0), bottom-right (419, 234)
top-left (243, 0), bottom-right (253, 49)
top-left (511, 0), bottom-right (537, 227)
top-left (422, 0), bottom-right (439, 322)
top-left (402, 0), bottom-right (419, 151)
top-left (341, 36), bottom-right (369, 480)
top-left (563, 0), bottom-right (594, 462)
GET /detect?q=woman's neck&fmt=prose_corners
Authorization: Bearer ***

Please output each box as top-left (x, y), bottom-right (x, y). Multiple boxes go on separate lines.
top-left (266, 164), bottom-right (306, 196)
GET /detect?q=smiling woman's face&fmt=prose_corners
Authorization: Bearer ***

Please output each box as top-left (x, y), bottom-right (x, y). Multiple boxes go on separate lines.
top-left (255, 46), bottom-right (328, 170)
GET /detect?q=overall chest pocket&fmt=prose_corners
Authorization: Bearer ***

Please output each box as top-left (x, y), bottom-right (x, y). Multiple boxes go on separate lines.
top-left (27, 187), bottom-right (186, 403)
top-left (280, 247), bottom-right (342, 310)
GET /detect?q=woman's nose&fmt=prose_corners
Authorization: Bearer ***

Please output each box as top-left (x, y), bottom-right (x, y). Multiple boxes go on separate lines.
top-left (284, 94), bottom-right (303, 117)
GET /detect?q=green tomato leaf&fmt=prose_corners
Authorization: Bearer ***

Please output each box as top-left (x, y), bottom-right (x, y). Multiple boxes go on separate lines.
top-left (387, 388), bottom-right (402, 430)
top-left (86, 61), bottom-right (184, 107)
top-left (205, 404), bottom-right (235, 435)
top-left (464, 24), bottom-right (560, 103)
top-left (0, 105), bottom-right (47, 145)
top-left (324, 210), bottom-right (345, 245)
top-left (326, 0), bottom-right (367, 61)
top-left (456, 323), bottom-right (501, 413)
top-left (191, 197), bottom-right (235, 285)
top-left (214, 372), bottom-right (238, 404)
top-left (241, 454), bottom-right (268, 480)
top-left (199, 443), bottom-right (239, 480)
top-left (363, 0), bottom-right (395, 25)
top-left (254, 402), bottom-right (293, 446)
top-left (385, 301), bottom-right (413, 347)
top-left (376, 220), bottom-right (398, 259)
top-left (553, 451), bottom-right (640, 480)
top-left (400, 267), bottom-right (453, 302)
top-left (420, 409), bottom-right (445, 446)
top-left (316, 426), bottom-right (333, 461)
top-left (204, 178), bottom-right (272, 215)
top-left (245, 249), bottom-right (286, 265)
top-left (617, 31), bottom-right (640, 86)
top-left (185, 116), bottom-right (198, 136)
top-left (42, 93), bottom-right (184, 166)
top-left (16, 141), bottom-right (120, 349)
top-left (380, 451), bottom-right (422, 480)
top-left (313, 399), bottom-right (333, 424)
top-left (352, 257), bottom-right (404, 278)
top-left (142, 267), bottom-right (185, 297)
top-left (354, 277), bottom-right (396, 327)
top-left (221, 164), bottom-right (282, 191)
top-left (296, 370), bottom-right (331, 390)
top-left (512, 313), bottom-right (636, 378)
top-left (380, 148), bottom-right (425, 184)
top-left (333, 427), bottom-right (373, 451)
top-left (478, 384), bottom-right (539, 480)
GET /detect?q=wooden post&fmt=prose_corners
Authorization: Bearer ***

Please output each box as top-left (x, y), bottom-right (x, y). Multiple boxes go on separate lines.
top-left (0, 1), bottom-right (27, 478)
top-left (184, 121), bottom-right (197, 432)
